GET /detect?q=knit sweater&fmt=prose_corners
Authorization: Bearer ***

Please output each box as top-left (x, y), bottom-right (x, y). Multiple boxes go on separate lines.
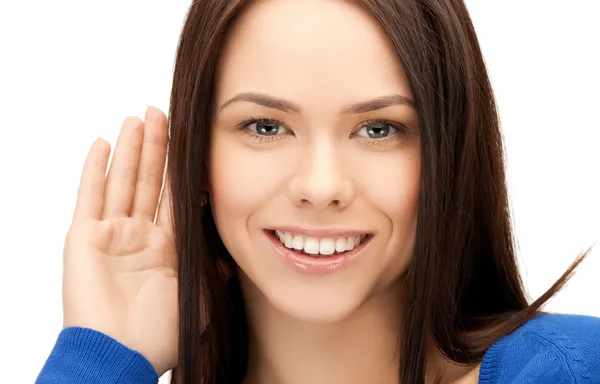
top-left (36, 313), bottom-right (600, 383)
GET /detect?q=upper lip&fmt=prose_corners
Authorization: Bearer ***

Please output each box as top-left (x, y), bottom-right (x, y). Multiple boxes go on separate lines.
top-left (266, 226), bottom-right (371, 238)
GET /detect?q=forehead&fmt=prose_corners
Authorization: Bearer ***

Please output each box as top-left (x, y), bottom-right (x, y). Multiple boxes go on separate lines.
top-left (215, 0), bottom-right (412, 107)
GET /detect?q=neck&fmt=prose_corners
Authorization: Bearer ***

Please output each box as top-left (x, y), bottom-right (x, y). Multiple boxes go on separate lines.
top-left (240, 277), bottom-right (405, 384)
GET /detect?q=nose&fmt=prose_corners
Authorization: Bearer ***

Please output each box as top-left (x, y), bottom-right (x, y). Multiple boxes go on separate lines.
top-left (287, 140), bottom-right (355, 210)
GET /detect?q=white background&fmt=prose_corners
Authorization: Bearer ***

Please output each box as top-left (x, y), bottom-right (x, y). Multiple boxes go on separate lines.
top-left (0, 1), bottom-right (599, 382)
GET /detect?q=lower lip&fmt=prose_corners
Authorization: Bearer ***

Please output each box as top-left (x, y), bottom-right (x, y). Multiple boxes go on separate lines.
top-left (264, 231), bottom-right (371, 275)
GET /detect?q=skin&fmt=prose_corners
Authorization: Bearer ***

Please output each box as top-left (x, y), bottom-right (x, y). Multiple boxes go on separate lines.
top-left (209, 0), bottom-right (480, 383)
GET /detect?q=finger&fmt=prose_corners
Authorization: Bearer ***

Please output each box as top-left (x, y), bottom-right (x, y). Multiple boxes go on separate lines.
top-left (131, 107), bottom-right (168, 221)
top-left (102, 117), bottom-right (144, 219)
top-left (73, 138), bottom-right (111, 222)
top-left (156, 171), bottom-right (174, 238)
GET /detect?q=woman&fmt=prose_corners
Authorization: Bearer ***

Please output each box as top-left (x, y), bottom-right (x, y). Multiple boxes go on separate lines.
top-left (36, 0), bottom-right (600, 383)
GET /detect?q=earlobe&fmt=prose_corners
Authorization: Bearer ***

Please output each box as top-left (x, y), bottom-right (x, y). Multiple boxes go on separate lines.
top-left (200, 191), bottom-right (209, 207)
top-left (218, 257), bottom-right (236, 281)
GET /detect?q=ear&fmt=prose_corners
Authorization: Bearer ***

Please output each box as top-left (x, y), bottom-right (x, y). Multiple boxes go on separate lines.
top-left (199, 191), bottom-right (209, 207)
top-left (201, 163), bottom-right (211, 194)
top-left (217, 257), bottom-right (236, 281)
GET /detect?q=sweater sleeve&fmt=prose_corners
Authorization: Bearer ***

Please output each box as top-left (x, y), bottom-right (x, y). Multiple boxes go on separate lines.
top-left (35, 327), bottom-right (159, 384)
top-left (479, 313), bottom-right (600, 384)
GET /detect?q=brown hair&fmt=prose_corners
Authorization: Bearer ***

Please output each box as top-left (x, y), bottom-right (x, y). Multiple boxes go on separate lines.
top-left (166, 0), bottom-right (590, 383)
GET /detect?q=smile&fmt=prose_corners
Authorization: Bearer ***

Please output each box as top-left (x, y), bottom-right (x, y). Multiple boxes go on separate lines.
top-left (274, 230), bottom-right (368, 257)
top-left (264, 228), bottom-right (373, 274)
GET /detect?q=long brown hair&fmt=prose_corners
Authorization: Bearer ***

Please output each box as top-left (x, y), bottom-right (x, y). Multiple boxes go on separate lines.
top-left (166, 1), bottom-right (591, 383)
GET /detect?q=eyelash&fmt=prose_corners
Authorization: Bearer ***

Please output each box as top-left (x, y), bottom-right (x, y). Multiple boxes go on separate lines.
top-left (236, 116), bottom-right (408, 146)
top-left (236, 117), bottom-right (289, 144)
top-left (353, 119), bottom-right (407, 147)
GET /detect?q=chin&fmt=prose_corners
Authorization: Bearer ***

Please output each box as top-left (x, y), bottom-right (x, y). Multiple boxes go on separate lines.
top-left (247, 272), bottom-right (378, 323)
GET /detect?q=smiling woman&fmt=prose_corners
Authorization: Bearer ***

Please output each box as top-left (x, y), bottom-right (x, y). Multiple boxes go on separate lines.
top-left (209, 0), bottom-right (422, 332)
top-left (34, 0), bottom-right (600, 384)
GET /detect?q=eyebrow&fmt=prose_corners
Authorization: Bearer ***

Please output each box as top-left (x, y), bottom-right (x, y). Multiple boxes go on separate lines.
top-left (218, 92), bottom-right (415, 114)
top-left (219, 92), bottom-right (300, 113)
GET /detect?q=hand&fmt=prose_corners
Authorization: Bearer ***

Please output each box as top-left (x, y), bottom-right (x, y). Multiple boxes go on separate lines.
top-left (62, 107), bottom-right (177, 377)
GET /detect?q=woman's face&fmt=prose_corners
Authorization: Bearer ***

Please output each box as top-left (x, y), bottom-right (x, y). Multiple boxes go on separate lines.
top-left (210, 0), bottom-right (421, 322)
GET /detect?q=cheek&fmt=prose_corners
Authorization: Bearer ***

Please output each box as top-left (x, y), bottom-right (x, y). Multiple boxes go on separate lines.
top-left (389, 162), bottom-right (420, 224)
top-left (355, 148), bottom-right (420, 224)
top-left (209, 135), bottom-right (262, 264)
top-left (210, 138), bottom-right (253, 213)
top-left (354, 148), bottom-right (420, 270)
top-left (386, 154), bottom-right (420, 274)
top-left (208, 134), bottom-right (296, 237)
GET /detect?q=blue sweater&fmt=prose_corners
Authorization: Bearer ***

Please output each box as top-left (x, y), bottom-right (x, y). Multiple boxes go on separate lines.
top-left (36, 313), bottom-right (600, 383)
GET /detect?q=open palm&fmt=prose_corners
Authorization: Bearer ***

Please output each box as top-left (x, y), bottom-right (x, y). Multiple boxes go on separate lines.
top-left (62, 107), bottom-right (177, 377)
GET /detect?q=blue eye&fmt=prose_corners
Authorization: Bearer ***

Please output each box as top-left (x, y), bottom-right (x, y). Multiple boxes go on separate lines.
top-left (247, 120), bottom-right (289, 136)
top-left (355, 121), bottom-right (399, 139)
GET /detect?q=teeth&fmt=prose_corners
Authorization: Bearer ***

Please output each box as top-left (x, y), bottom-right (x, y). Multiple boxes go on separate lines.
top-left (292, 234), bottom-right (304, 250)
top-left (346, 237), bottom-right (356, 251)
top-left (304, 237), bottom-right (320, 254)
top-left (319, 238), bottom-right (335, 255)
top-left (283, 232), bottom-right (293, 248)
top-left (274, 231), bottom-right (367, 257)
top-left (335, 238), bottom-right (347, 253)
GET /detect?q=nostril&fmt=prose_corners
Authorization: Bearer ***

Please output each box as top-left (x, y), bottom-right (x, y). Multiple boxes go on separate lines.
top-left (300, 199), bottom-right (340, 207)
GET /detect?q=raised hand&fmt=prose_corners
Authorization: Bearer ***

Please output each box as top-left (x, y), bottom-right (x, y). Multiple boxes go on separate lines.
top-left (62, 107), bottom-right (177, 377)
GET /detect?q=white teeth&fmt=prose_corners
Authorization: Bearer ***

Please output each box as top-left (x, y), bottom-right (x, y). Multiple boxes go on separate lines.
top-left (319, 238), bottom-right (336, 255)
top-left (335, 238), bottom-right (347, 253)
top-left (274, 231), bottom-right (367, 256)
top-left (304, 237), bottom-right (320, 254)
top-left (283, 232), bottom-right (293, 248)
top-left (292, 235), bottom-right (304, 250)
top-left (346, 237), bottom-right (355, 251)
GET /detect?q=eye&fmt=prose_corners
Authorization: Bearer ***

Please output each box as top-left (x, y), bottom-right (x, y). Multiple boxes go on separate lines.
top-left (246, 119), bottom-right (289, 136)
top-left (354, 120), bottom-right (399, 139)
